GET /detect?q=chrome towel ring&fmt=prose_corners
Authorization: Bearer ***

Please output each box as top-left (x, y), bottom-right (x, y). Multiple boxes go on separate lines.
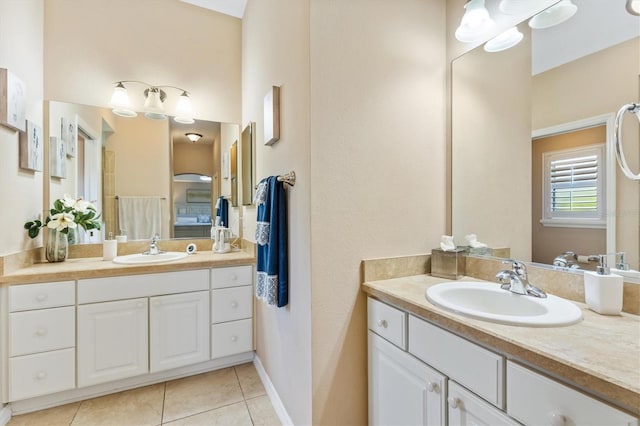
top-left (614, 103), bottom-right (640, 181)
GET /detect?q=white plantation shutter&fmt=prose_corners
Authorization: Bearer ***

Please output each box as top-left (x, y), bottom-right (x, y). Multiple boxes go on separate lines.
top-left (542, 144), bottom-right (605, 228)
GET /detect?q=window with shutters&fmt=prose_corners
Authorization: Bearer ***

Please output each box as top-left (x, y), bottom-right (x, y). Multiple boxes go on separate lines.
top-left (541, 144), bottom-right (605, 228)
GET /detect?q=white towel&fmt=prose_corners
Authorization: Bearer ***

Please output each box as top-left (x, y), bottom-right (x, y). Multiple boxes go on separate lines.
top-left (118, 196), bottom-right (162, 240)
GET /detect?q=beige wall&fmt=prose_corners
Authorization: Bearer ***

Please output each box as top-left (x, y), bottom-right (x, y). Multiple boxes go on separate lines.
top-left (451, 29), bottom-right (532, 260)
top-left (0, 0), bottom-right (44, 256)
top-left (43, 0), bottom-right (242, 124)
top-left (533, 38), bottom-right (640, 270)
top-left (532, 126), bottom-right (607, 265)
top-left (173, 143), bottom-right (214, 177)
top-left (242, 0), bottom-right (312, 424)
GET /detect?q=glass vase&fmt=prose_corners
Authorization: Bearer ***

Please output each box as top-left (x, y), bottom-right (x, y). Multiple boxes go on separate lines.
top-left (46, 229), bottom-right (68, 263)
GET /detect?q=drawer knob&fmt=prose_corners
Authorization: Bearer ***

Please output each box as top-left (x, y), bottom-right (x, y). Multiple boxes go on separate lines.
top-left (377, 319), bottom-right (388, 328)
top-left (549, 413), bottom-right (566, 426)
top-left (427, 382), bottom-right (438, 393)
top-left (35, 371), bottom-right (47, 380)
top-left (447, 396), bottom-right (460, 409)
top-left (230, 301), bottom-right (238, 308)
top-left (230, 274), bottom-right (238, 281)
top-left (36, 294), bottom-right (47, 302)
top-left (231, 335), bottom-right (238, 342)
top-left (35, 327), bottom-right (47, 336)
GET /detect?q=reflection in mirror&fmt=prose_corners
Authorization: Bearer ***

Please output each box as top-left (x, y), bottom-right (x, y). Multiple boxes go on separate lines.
top-left (47, 101), bottom-right (237, 242)
top-left (230, 141), bottom-right (238, 207)
top-left (452, 0), bottom-right (639, 271)
top-left (241, 122), bottom-right (255, 206)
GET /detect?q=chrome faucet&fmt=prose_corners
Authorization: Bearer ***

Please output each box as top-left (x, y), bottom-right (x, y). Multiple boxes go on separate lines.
top-left (496, 259), bottom-right (547, 298)
top-left (145, 233), bottom-right (162, 255)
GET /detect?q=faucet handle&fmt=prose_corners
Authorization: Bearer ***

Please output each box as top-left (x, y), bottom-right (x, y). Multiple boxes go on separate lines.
top-left (151, 233), bottom-right (160, 244)
top-left (502, 259), bottom-right (527, 276)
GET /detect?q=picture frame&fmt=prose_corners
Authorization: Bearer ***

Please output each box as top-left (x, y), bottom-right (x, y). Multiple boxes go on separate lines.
top-left (0, 68), bottom-right (26, 132)
top-left (222, 152), bottom-right (230, 179)
top-left (186, 188), bottom-right (212, 203)
top-left (50, 136), bottom-right (67, 179)
top-left (61, 115), bottom-right (77, 157)
top-left (19, 120), bottom-right (43, 171)
top-left (263, 85), bottom-right (280, 146)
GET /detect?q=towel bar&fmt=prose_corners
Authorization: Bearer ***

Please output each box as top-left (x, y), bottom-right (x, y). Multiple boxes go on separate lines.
top-left (255, 171), bottom-right (296, 189)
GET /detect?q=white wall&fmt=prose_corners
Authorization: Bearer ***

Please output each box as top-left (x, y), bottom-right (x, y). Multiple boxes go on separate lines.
top-left (0, 0), bottom-right (44, 256)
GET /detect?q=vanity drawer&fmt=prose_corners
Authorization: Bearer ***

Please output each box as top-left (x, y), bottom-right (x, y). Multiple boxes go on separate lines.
top-left (211, 265), bottom-right (253, 289)
top-left (9, 281), bottom-right (75, 312)
top-left (211, 285), bottom-right (253, 323)
top-left (9, 348), bottom-right (75, 401)
top-left (10, 306), bottom-right (75, 357)
top-left (507, 361), bottom-right (638, 426)
top-left (367, 298), bottom-right (406, 350)
top-left (408, 315), bottom-right (504, 408)
top-left (78, 269), bottom-right (209, 303)
top-left (211, 318), bottom-right (253, 359)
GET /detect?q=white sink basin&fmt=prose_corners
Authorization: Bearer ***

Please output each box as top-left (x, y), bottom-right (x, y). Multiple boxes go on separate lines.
top-left (112, 251), bottom-right (188, 265)
top-left (426, 281), bottom-right (583, 327)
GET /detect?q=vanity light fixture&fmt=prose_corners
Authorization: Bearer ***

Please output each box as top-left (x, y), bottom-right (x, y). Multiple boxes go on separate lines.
top-left (529, 0), bottom-right (577, 29)
top-left (484, 26), bottom-right (524, 52)
top-left (627, 0), bottom-right (640, 15)
top-left (109, 81), bottom-right (195, 124)
top-left (455, 0), bottom-right (495, 43)
top-left (185, 132), bottom-right (203, 143)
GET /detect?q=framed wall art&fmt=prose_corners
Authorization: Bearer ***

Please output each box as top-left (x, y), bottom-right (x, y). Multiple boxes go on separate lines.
top-left (19, 120), bottom-right (43, 171)
top-left (263, 85), bottom-right (280, 146)
top-left (61, 115), bottom-right (78, 157)
top-left (186, 188), bottom-right (212, 203)
top-left (50, 136), bottom-right (67, 179)
top-left (0, 68), bottom-right (26, 132)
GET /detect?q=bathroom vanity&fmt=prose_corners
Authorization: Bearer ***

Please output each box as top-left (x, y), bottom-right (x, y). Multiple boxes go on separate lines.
top-left (363, 274), bottom-right (640, 425)
top-left (0, 251), bottom-right (255, 415)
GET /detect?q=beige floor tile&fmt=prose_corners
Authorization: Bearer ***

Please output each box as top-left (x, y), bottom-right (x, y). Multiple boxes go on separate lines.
top-left (246, 395), bottom-right (280, 426)
top-left (235, 363), bottom-right (266, 399)
top-left (8, 402), bottom-right (81, 426)
top-left (71, 383), bottom-right (165, 426)
top-left (162, 368), bottom-right (244, 423)
top-left (162, 401), bottom-right (252, 426)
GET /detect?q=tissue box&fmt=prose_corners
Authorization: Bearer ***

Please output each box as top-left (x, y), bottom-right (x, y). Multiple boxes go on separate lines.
top-left (431, 248), bottom-right (467, 280)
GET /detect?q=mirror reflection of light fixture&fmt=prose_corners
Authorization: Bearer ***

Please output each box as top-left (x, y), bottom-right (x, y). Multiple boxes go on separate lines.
top-left (455, 0), bottom-right (495, 43)
top-left (199, 175), bottom-right (212, 182)
top-left (185, 132), bottom-right (203, 143)
top-left (109, 80), bottom-right (195, 124)
top-left (627, 0), bottom-right (640, 15)
top-left (529, 0), bottom-right (577, 29)
top-left (484, 26), bottom-right (524, 52)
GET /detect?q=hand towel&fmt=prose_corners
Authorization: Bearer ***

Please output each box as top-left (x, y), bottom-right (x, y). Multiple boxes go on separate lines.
top-left (255, 176), bottom-right (288, 307)
top-left (215, 196), bottom-right (229, 227)
top-left (118, 196), bottom-right (162, 240)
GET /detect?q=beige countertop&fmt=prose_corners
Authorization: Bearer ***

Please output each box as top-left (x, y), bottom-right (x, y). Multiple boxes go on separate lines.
top-left (0, 250), bottom-right (255, 285)
top-left (362, 274), bottom-right (640, 417)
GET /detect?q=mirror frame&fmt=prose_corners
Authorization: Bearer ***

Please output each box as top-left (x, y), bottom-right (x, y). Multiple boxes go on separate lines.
top-left (241, 122), bottom-right (255, 206)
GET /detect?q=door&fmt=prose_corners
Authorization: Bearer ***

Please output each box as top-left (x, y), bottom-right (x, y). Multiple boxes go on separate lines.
top-left (368, 331), bottom-right (445, 426)
top-left (150, 291), bottom-right (210, 372)
top-left (77, 298), bottom-right (148, 387)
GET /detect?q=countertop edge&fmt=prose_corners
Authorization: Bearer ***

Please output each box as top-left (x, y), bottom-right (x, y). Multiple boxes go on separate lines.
top-left (362, 282), bottom-right (640, 417)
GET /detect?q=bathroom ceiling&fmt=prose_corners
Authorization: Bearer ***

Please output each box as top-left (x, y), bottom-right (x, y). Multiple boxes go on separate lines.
top-left (532, 0), bottom-right (639, 74)
top-left (179, 0), bottom-right (247, 18)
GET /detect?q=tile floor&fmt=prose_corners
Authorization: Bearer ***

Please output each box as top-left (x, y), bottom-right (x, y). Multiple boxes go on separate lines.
top-left (8, 363), bottom-right (281, 426)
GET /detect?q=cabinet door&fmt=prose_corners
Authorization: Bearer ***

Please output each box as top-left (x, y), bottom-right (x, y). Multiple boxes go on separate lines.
top-left (150, 291), bottom-right (210, 373)
top-left (369, 331), bottom-right (445, 426)
top-left (77, 298), bottom-right (148, 387)
top-left (447, 381), bottom-right (519, 426)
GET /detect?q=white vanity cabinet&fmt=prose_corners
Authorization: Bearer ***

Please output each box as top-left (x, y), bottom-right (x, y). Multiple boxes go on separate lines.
top-left (367, 298), bottom-right (446, 425)
top-left (447, 381), bottom-right (518, 426)
top-left (7, 281), bottom-right (76, 401)
top-left (77, 269), bottom-right (210, 387)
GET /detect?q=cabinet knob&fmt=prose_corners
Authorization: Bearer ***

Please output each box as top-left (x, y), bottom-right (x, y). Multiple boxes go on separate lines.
top-left (447, 396), bottom-right (460, 409)
top-left (427, 382), bottom-right (438, 393)
top-left (230, 301), bottom-right (238, 308)
top-left (549, 413), bottom-right (566, 426)
top-left (231, 335), bottom-right (238, 342)
top-left (377, 319), bottom-right (388, 328)
top-left (35, 327), bottom-right (47, 336)
top-left (35, 371), bottom-right (47, 380)
top-left (230, 274), bottom-right (238, 281)
top-left (36, 294), bottom-right (47, 302)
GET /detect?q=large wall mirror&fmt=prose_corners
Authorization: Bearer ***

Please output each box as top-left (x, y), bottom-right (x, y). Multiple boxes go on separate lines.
top-left (452, 0), bottom-right (639, 273)
top-left (47, 100), bottom-right (241, 242)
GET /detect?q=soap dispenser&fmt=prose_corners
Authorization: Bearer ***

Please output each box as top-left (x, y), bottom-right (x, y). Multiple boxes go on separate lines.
top-left (584, 255), bottom-right (623, 315)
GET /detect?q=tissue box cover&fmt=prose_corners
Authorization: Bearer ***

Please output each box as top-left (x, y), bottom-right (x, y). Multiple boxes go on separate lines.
top-left (431, 248), bottom-right (467, 280)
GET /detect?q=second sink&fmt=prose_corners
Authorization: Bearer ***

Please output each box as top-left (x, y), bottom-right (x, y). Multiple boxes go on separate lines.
top-left (426, 281), bottom-right (583, 327)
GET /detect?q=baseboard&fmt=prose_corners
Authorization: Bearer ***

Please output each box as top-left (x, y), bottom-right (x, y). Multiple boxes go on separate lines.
top-left (0, 405), bottom-right (11, 426)
top-left (253, 355), bottom-right (293, 426)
